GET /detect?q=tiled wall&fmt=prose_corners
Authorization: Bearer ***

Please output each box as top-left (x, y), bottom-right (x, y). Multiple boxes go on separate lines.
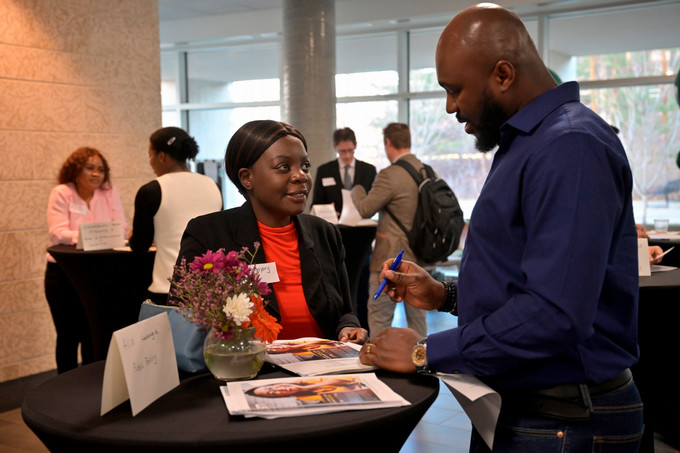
top-left (0, 0), bottom-right (160, 382)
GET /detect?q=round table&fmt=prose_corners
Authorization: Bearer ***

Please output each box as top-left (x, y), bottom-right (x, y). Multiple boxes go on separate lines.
top-left (634, 268), bottom-right (680, 452)
top-left (47, 245), bottom-right (156, 361)
top-left (22, 361), bottom-right (439, 452)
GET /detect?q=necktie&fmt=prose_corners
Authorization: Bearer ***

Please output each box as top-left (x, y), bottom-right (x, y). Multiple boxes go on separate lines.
top-left (343, 165), bottom-right (352, 189)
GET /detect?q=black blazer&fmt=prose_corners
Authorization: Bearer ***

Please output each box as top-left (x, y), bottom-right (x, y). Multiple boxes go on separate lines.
top-left (175, 202), bottom-right (360, 339)
top-left (312, 159), bottom-right (377, 216)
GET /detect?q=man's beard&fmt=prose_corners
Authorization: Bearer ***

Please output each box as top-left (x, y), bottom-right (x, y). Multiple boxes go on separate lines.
top-left (473, 89), bottom-right (507, 153)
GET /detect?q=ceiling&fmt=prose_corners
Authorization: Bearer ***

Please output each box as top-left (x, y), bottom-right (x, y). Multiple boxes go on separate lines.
top-left (158, 0), bottom-right (285, 21)
top-left (157, 0), bottom-right (680, 55)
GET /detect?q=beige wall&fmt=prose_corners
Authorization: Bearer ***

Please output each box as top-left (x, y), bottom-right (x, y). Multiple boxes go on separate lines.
top-left (0, 0), bottom-right (160, 382)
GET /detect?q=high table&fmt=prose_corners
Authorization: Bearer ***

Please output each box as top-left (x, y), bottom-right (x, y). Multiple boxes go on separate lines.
top-left (22, 361), bottom-right (439, 452)
top-left (47, 245), bottom-right (156, 361)
top-left (634, 267), bottom-right (680, 452)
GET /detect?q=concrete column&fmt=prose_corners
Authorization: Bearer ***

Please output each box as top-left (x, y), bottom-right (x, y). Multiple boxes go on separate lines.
top-left (282, 0), bottom-right (336, 172)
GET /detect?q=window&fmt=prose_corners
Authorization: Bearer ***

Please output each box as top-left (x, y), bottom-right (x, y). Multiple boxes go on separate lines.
top-left (161, 1), bottom-right (680, 221)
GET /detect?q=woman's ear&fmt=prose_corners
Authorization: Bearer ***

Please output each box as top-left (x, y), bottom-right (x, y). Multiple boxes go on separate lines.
top-left (238, 168), bottom-right (253, 191)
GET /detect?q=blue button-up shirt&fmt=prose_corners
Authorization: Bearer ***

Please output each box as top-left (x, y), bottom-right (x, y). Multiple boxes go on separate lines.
top-left (428, 82), bottom-right (639, 391)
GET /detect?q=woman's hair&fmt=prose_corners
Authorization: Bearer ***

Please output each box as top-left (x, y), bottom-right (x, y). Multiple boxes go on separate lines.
top-left (57, 147), bottom-right (111, 187)
top-left (149, 127), bottom-right (199, 162)
top-left (224, 120), bottom-right (307, 197)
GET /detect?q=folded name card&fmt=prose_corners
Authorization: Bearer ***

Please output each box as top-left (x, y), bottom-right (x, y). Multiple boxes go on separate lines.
top-left (77, 221), bottom-right (125, 251)
top-left (638, 238), bottom-right (651, 277)
top-left (101, 313), bottom-right (179, 416)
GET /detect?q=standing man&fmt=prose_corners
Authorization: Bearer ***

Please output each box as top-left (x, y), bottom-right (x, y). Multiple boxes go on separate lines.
top-left (359, 4), bottom-right (642, 452)
top-left (312, 127), bottom-right (377, 328)
top-left (312, 127), bottom-right (376, 218)
top-left (351, 123), bottom-right (429, 338)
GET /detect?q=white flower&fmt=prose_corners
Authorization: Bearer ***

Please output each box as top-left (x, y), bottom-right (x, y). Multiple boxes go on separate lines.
top-left (223, 293), bottom-right (253, 324)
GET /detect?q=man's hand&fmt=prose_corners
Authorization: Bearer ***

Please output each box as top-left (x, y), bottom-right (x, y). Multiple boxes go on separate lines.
top-left (359, 327), bottom-right (423, 373)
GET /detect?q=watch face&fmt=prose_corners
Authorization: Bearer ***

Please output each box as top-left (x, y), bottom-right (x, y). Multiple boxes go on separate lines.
top-left (412, 345), bottom-right (427, 367)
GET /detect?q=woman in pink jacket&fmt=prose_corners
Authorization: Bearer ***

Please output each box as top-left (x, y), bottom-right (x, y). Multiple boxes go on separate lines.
top-left (45, 147), bottom-right (127, 373)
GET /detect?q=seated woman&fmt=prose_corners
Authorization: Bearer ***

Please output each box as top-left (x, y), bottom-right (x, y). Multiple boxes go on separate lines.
top-left (175, 120), bottom-right (367, 344)
top-left (129, 127), bottom-right (222, 304)
top-left (45, 147), bottom-right (128, 373)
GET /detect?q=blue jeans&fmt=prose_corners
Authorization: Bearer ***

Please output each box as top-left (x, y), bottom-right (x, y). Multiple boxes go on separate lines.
top-left (470, 380), bottom-right (643, 452)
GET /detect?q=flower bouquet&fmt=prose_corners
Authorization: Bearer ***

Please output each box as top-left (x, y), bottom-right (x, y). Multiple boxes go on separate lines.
top-left (170, 245), bottom-right (281, 380)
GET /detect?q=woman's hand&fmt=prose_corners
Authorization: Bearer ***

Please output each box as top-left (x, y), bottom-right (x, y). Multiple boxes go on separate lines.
top-left (636, 224), bottom-right (649, 239)
top-left (649, 245), bottom-right (664, 264)
top-left (379, 259), bottom-right (446, 311)
top-left (339, 327), bottom-right (368, 344)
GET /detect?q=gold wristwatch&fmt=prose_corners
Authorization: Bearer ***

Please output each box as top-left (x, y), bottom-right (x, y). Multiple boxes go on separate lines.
top-left (411, 337), bottom-right (431, 373)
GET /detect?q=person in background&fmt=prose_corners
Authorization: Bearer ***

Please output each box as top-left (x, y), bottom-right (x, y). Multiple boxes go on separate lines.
top-left (350, 123), bottom-right (430, 338)
top-left (312, 127), bottom-right (378, 329)
top-left (45, 147), bottom-right (128, 373)
top-left (359, 4), bottom-right (643, 451)
top-left (129, 127), bottom-right (222, 305)
top-left (175, 120), bottom-right (367, 344)
top-left (636, 223), bottom-right (664, 264)
top-left (311, 127), bottom-right (376, 218)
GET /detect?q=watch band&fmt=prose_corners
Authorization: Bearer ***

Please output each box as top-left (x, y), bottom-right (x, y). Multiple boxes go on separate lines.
top-left (438, 281), bottom-right (458, 315)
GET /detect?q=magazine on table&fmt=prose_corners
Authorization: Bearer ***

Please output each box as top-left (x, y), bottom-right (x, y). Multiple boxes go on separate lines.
top-left (221, 373), bottom-right (409, 419)
top-left (265, 337), bottom-right (376, 376)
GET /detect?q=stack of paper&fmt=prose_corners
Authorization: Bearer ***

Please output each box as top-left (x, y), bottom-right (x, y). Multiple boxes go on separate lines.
top-left (221, 373), bottom-right (410, 419)
top-left (265, 338), bottom-right (376, 376)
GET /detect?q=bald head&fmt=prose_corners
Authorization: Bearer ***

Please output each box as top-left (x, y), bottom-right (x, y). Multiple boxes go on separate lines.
top-left (436, 3), bottom-right (556, 116)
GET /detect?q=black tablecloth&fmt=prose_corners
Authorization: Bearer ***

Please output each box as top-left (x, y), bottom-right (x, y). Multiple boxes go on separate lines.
top-left (47, 245), bottom-right (155, 361)
top-left (22, 361), bottom-right (439, 452)
top-left (634, 268), bottom-right (680, 452)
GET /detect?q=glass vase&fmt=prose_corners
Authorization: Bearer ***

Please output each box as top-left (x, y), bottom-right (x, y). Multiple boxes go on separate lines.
top-left (203, 326), bottom-right (266, 381)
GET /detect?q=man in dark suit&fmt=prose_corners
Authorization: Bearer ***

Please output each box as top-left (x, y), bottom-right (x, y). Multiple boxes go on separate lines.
top-left (312, 127), bottom-right (377, 329)
top-left (312, 127), bottom-right (376, 218)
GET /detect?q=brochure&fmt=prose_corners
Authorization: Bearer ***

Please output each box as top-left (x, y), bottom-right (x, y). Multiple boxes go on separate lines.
top-left (265, 338), bottom-right (376, 376)
top-left (221, 373), bottom-right (409, 419)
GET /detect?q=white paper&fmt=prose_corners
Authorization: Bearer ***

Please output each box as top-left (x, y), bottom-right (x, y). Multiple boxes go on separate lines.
top-left (321, 177), bottom-right (336, 187)
top-left (338, 190), bottom-right (361, 225)
top-left (250, 262), bottom-right (280, 283)
top-left (638, 238), bottom-right (651, 276)
top-left (436, 373), bottom-right (500, 451)
top-left (265, 337), bottom-right (376, 376)
top-left (311, 204), bottom-right (338, 224)
top-left (101, 313), bottom-right (179, 416)
top-left (337, 190), bottom-right (377, 226)
top-left (77, 221), bottom-right (125, 251)
top-left (221, 373), bottom-right (409, 419)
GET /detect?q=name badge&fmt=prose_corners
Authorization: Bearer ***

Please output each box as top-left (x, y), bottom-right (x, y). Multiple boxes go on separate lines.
top-left (322, 177), bottom-right (336, 187)
top-left (69, 202), bottom-right (88, 215)
top-left (250, 262), bottom-right (280, 283)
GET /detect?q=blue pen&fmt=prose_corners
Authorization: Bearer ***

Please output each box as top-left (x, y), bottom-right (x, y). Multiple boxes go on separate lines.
top-left (373, 249), bottom-right (404, 301)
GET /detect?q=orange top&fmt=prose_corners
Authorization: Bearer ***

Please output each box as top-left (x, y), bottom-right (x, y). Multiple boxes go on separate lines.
top-left (258, 221), bottom-right (324, 339)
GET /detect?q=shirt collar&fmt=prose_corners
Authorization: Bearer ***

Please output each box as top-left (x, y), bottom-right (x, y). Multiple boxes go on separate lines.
top-left (339, 158), bottom-right (356, 168)
top-left (501, 81), bottom-right (581, 146)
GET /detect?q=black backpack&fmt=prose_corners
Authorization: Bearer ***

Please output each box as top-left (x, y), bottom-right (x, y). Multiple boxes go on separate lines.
top-left (385, 160), bottom-right (465, 264)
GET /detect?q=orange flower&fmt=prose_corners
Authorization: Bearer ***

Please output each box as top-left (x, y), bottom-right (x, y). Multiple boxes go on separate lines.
top-left (247, 294), bottom-right (281, 344)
